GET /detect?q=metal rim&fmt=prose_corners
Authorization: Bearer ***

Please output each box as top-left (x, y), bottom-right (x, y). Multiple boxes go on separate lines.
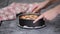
top-left (17, 24), bottom-right (46, 29)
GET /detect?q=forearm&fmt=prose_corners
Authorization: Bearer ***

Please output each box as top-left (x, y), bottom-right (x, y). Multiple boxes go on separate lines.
top-left (46, 0), bottom-right (60, 14)
top-left (55, 5), bottom-right (60, 14)
top-left (42, 0), bottom-right (59, 9)
top-left (58, 11), bottom-right (60, 14)
top-left (46, 0), bottom-right (59, 3)
top-left (46, 5), bottom-right (60, 14)
top-left (54, 6), bottom-right (60, 14)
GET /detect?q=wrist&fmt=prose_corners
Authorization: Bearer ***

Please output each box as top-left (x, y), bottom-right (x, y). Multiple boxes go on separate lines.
top-left (38, 0), bottom-right (50, 9)
top-left (57, 11), bottom-right (60, 14)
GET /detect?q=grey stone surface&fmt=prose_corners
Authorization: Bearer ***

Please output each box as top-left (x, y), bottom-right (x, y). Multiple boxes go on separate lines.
top-left (0, 0), bottom-right (8, 8)
top-left (8, 0), bottom-right (44, 3)
top-left (0, 15), bottom-right (60, 34)
top-left (0, 0), bottom-right (60, 34)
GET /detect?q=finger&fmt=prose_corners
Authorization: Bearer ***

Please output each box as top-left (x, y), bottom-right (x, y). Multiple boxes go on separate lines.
top-left (33, 14), bottom-right (43, 23)
top-left (33, 0), bottom-right (51, 13)
top-left (26, 3), bottom-right (39, 13)
top-left (31, 4), bottom-right (38, 12)
top-left (32, 7), bottom-right (41, 13)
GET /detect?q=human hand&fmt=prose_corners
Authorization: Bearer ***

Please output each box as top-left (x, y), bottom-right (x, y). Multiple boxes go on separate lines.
top-left (32, 0), bottom-right (50, 13)
top-left (33, 5), bottom-right (60, 23)
top-left (32, 0), bottom-right (59, 13)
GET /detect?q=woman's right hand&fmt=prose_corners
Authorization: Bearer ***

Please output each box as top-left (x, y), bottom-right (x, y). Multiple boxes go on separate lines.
top-left (32, 0), bottom-right (53, 13)
top-left (32, 0), bottom-right (59, 13)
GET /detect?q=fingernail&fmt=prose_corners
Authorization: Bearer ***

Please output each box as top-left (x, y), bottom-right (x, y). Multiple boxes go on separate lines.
top-left (33, 21), bottom-right (36, 23)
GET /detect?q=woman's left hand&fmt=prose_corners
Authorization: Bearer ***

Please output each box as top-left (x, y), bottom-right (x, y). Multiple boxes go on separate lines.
top-left (33, 5), bottom-right (60, 23)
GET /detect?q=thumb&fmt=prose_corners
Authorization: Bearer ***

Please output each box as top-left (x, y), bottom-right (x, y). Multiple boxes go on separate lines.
top-left (33, 14), bottom-right (44, 23)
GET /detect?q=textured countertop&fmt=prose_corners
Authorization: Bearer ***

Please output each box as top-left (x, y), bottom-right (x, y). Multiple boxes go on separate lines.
top-left (0, 15), bottom-right (60, 34)
top-left (0, 0), bottom-right (60, 34)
